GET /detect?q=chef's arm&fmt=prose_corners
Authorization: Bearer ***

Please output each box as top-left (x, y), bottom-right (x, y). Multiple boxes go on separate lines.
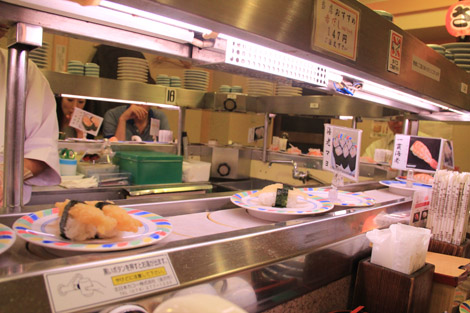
top-left (23, 158), bottom-right (47, 180)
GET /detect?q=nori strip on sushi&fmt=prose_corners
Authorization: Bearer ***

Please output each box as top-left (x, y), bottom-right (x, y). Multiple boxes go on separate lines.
top-left (94, 201), bottom-right (113, 210)
top-left (59, 200), bottom-right (82, 239)
top-left (274, 184), bottom-right (292, 208)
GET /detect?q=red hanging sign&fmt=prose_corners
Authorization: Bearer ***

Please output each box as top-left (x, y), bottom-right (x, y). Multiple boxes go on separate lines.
top-left (446, 1), bottom-right (470, 37)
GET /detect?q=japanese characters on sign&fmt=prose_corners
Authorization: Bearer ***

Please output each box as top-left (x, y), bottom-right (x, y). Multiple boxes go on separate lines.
top-left (446, 1), bottom-right (470, 37)
top-left (312, 0), bottom-right (360, 60)
top-left (392, 135), bottom-right (444, 173)
top-left (387, 30), bottom-right (403, 74)
top-left (323, 124), bottom-right (362, 182)
top-left (411, 56), bottom-right (441, 82)
top-left (45, 254), bottom-right (179, 313)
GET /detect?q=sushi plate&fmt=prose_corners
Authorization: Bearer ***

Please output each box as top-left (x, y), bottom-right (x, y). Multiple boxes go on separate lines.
top-left (0, 223), bottom-right (16, 255)
top-left (379, 180), bottom-right (432, 196)
top-left (230, 190), bottom-right (334, 218)
top-left (12, 208), bottom-right (172, 252)
top-left (297, 187), bottom-right (375, 207)
top-left (395, 176), bottom-right (433, 187)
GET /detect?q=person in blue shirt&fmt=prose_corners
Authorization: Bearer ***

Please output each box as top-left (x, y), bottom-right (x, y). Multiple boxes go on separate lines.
top-left (103, 104), bottom-right (170, 141)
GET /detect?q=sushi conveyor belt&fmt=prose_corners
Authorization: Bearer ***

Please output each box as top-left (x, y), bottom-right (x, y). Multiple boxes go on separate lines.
top-left (0, 187), bottom-right (411, 313)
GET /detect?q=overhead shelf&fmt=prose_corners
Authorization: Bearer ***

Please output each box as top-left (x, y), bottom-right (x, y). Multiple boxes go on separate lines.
top-left (3, 1), bottom-right (470, 116)
top-left (44, 71), bottom-right (401, 118)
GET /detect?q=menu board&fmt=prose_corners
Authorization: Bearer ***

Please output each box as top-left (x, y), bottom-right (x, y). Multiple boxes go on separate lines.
top-left (312, 0), bottom-right (360, 60)
top-left (323, 124), bottom-right (362, 181)
top-left (392, 135), bottom-right (443, 173)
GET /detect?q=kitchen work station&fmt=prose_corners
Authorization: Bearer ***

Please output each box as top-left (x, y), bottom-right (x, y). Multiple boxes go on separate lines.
top-left (2, 0), bottom-right (470, 312)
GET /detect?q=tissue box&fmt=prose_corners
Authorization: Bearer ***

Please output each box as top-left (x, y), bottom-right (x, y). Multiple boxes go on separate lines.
top-left (182, 160), bottom-right (211, 182)
top-left (367, 223), bottom-right (431, 275)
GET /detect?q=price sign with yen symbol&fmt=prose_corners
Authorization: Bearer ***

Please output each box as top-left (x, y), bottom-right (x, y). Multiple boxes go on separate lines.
top-left (388, 30), bottom-right (403, 74)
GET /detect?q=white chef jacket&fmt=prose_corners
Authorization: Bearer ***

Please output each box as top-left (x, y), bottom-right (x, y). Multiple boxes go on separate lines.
top-left (0, 48), bottom-right (60, 204)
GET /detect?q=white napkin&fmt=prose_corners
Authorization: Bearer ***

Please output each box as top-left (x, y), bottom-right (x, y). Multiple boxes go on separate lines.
top-left (60, 176), bottom-right (98, 189)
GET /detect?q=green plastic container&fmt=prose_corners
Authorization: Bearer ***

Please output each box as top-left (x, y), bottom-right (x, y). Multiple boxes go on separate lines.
top-left (114, 151), bottom-right (183, 185)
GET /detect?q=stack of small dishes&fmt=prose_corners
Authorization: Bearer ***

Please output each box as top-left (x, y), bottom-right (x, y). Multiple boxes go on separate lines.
top-left (170, 76), bottom-right (182, 87)
top-left (275, 83), bottom-right (302, 96)
top-left (67, 60), bottom-right (84, 75)
top-left (84, 63), bottom-right (100, 77)
top-left (427, 44), bottom-right (454, 62)
top-left (117, 57), bottom-right (148, 83)
top-left (183, 69), bottom-right (210, 91)
top-left (219, 85), bottom-right (231, 93)
top-left (247, 78), bottom-right (274, 96)
top-left (29, 42), bottom-right (49, 69)
top-left (156, 74), bottom-right (170, 86)
top-left (442, 42), bottom-right (470, 71)
top-left (374, 10), bottom-right (394, 22)
top-left (230, 85), bottom-right (243, 93)
top-left (427, 44), bottom-right (445, 56)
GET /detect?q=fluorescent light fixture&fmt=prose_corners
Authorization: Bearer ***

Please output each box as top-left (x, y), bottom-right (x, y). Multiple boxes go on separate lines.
top-left (223, 37), bottom-right (329, 87)
top-left (60, 94), bottom-right (181, 110)
top-left (100, 0), bottom-right (212, 35)
top-left (339, 116), bottom-right (354, 120)
top-left (5, 0), bottom-right (195, 43)
top-left (360, 81), bottom-right (440, 112)
top-left (326, 71), bottom-right (344, 84)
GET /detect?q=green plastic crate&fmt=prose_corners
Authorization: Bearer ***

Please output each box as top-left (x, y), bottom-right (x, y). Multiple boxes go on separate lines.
top-left (114, 151), bottom-right (183, 185)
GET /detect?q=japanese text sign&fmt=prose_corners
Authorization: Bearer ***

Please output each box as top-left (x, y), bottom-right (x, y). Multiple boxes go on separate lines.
top-left (312, 0), bottom-right (360, 60)
top-left (45, 254), bottom-right (179, 312)
top-left (387, 30), bottom-right (403, 74)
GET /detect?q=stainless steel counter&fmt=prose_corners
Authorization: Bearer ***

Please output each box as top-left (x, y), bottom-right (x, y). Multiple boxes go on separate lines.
top-left (0, 184), bottom-right (411, 313)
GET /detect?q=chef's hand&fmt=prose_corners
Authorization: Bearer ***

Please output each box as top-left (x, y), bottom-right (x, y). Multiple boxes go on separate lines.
top-left (120, 104), bottom-right (148, 122)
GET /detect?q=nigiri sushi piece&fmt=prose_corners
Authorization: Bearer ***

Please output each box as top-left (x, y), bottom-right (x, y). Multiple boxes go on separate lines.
top-left (410, 140), bottom-right (438, 169)
top-left (256, 183), bottom-right (309, 208)
top-left (86, 201), bottom-right (142, 233)
top-left (413, 173), bottom-right (434, 185)
top-left (56, 200), bottom-right (118, 241)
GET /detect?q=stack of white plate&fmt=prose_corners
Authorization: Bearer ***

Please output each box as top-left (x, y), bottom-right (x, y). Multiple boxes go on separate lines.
top-left (117, 57), bottom-right (149, 83)
top-left (247, 78), bottom-right (274, 96)
top-left (29, 42), bottom-right (49, 69)
top-left (275, 83), bottom-right (302, 96)
top-left (442, 42), bottom-right (470, 71)
top-left (183, 69), bottom-right (209, 91)
top-left (156, 74), bottom-right (170, 86)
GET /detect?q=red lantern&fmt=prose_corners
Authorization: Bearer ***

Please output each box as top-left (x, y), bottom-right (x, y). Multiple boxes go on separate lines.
top-left (446, 0), bottom-right (470, 37)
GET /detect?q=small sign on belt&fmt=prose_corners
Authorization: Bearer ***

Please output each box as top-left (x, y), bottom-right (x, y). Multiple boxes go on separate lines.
top-left (45, 254), bottom-right (179, 312)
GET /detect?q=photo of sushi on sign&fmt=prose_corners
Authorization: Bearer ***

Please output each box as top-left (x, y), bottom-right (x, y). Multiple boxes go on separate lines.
top-left (69, 107), bottom-right (103, 137)
top-left (392, 135), bottom-right (443, 173)
top-left (323, 124), bottom-right (362, 182)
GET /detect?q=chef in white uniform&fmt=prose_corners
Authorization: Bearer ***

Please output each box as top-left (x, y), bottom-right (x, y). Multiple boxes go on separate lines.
top-left (0, 22), bottom-right (60, 204)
